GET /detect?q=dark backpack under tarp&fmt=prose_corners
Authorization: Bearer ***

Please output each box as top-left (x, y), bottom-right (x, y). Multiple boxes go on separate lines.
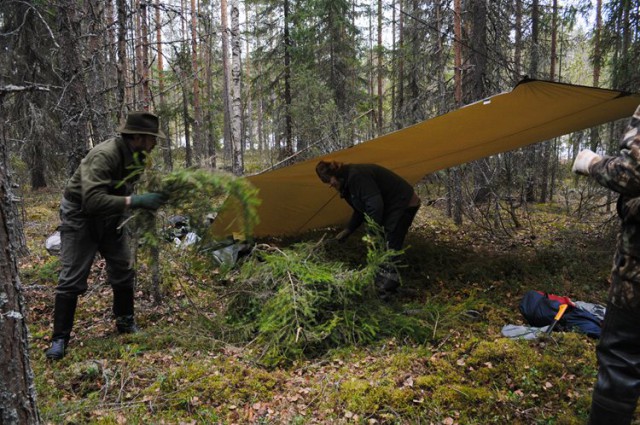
top-left (518, 290), bottom-right (603, 339)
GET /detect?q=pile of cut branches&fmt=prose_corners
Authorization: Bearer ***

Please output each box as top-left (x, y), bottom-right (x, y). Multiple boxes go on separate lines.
top-left (221, 228), bottom-right (430, 366)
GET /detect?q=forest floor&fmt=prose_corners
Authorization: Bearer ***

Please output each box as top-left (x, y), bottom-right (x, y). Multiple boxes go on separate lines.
top-left (18, 187), bottom-right (627, 424)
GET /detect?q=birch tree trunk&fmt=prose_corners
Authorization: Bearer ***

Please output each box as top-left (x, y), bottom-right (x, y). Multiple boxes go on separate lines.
top-left (230, 0), bottom-right (243, 175)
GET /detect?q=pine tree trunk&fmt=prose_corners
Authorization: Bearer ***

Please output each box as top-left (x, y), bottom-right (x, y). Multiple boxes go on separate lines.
top-left (451, 0), bottom-right (463, 225)
top-left (140, 1), bottom-right (151, 109)
top-left (396, 0), bottom-right (404, 130)
top-left (245, 6), bottom-right (254, 153)
top-left (529, 0), bottom-right (539, 78)
top-left (589, 0), bottom-right (603, 150)
top-left (0, 129), bottom-right (40, 425)
top-left (221, 0), bottom-right (232, 164)
top-left (453, 0), bottom-right (462, 105)
top-left (190, 0), bottom-right (203, 163)
top-left (514, 0), bottom-right (522, 78)
top-left (86, 0), bottom-right (112, 144)
top-left (549, 0), bottom-right (558, 81)
top-left (156, 0), bottom-right (173, 170)
top-left (204, 13), bottom-right (217, 168)
top-left (116, 0), bottom-right (128, 120)
top-left (57, 0), bottom-right (90, 175)
top-left (391, 0), bottom-right (396, 127)
top-left (282, 0), bottom-right (293, 160)
top-left (377, 0), bottom-right (383, 133)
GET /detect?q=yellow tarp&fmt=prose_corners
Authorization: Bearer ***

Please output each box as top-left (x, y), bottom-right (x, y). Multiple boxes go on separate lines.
top-left (213, 79), bottom-right (640, 238)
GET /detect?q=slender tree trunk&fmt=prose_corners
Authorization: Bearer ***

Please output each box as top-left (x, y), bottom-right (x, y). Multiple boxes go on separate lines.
top-left (391, 0), bottom-right (396, 127)
top-left (30, 143), bottom-right (46, 189)
top-left (549, 0), bottom-right (558, 81)
top-left (140, 1), bottom-right (151, 109)
top-left (221, 0), bottom-right (232, 163)
top-left (190, 0), bottom-right (203, 163)
top-left (133, 0), bottom-right (143, 108)
top-left (453, 0), bottom-right (462, 105)
top-left (204, 14), bottom-right (217, 168)
top-left (116, 0), bottom-right (128, 120)
top-left (245, 6), bottom-right (254, 152)
top-left (0, 127), bottom-right (40, 425)
top-left (230, 0), bottom-right (243, 175)
top-left (58, 0), bottom-right (90, 175)
top-left (85, 0), bottom-right (111, 143)
top-left (524, 0), bottom-right (540, 203)
top-left (451, 0), bottom-right (463, 225)
top-left (540, 1), bottom-right (558, 203)
top-left (368, 8), bottom-right (375, 139)
top-left (282, 0), bottom-right (293, 160)
top-left (589, 0), bottom-right (603, 150)
top-left (514, 0), bottom-right (522, 79)
top-left (156, 0), bottom-right (173, 169)
top-left (182, 84), bottom-right (192, 168)
top-left (465, 0), bottom-right (491, 205)
top-left (377, 0), bottom-right (383, 133)
top-left (529, 0), bottom-right (539, 78)
top-left (396, 0), bottom-right (404, 129)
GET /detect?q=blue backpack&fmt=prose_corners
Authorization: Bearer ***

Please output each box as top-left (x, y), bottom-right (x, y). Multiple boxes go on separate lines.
top-left (518, 290), bottom-right (602, 339)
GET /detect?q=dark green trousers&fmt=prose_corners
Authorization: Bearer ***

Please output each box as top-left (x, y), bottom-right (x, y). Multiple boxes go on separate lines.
top-left (57, 197), bottom-right (135, 296)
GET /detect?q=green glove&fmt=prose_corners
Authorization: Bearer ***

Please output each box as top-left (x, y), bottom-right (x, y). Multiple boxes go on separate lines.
top-left (130, 192), bottom-right (167, 210)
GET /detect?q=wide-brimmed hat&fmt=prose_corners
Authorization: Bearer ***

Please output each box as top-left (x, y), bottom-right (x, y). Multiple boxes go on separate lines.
top-left (118, 111), bottom-right (166, 138)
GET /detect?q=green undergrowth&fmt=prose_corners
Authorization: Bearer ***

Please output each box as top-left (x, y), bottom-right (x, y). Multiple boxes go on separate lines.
top-left (20, 190), bottom-right (616, 424)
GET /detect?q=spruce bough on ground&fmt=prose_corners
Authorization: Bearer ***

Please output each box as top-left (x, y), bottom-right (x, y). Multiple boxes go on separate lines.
top-left (222, 226), bottom-right (431, 366)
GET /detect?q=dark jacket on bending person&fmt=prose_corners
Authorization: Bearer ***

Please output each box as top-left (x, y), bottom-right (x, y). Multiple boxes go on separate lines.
top-left (338, 163), bottom-right (415, 237)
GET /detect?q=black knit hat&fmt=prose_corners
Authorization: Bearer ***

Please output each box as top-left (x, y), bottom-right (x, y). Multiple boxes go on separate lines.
top-left (118, 111), bottom-right (166, 138)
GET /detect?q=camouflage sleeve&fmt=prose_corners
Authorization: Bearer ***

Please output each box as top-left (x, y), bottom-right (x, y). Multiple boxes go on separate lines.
top-left (589, 146), bottom-right (640, 196)
top-left (620, 104), bottom-right (640, 150)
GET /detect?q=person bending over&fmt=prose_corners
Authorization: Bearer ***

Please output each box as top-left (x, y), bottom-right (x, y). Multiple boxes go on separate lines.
top-left (315, 160), bottom-right (420, 296)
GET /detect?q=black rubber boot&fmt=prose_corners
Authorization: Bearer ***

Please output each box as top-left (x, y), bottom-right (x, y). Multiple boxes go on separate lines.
top-left (45, 295), bottom-right (78, 360)
top-left (587, 302), bottom-right (640, 425)
top-left (375, 269), bottom-right (400, 301)
top-left (588, 393), bottom-right (635, 425)
top-left (113, 287), bottom-right (138, 333)
top-left (115, 315), bottom-right (139, 334)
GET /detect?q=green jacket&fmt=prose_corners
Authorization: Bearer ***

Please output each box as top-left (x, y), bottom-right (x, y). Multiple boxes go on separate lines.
top-left (64, 137), bottom-right (138, 216)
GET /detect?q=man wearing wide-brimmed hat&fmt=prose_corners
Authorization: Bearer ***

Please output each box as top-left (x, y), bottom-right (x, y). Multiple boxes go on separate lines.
top-left (46, 111), bottom-right (168, 361)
